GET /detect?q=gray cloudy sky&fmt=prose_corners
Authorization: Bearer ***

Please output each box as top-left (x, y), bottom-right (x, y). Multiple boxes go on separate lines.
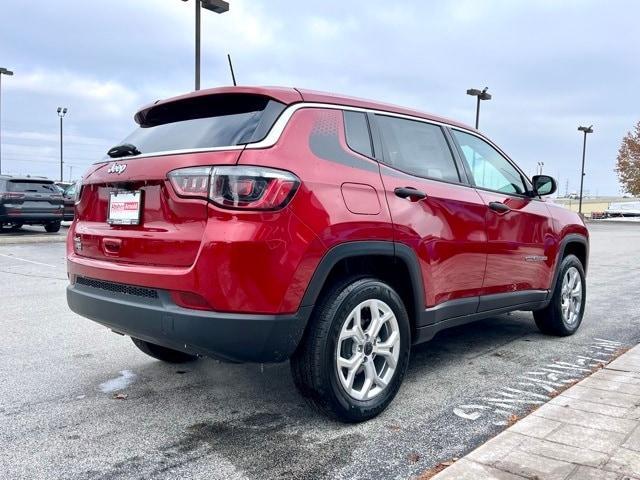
top-left (1, 0), bottom-right (637, 195)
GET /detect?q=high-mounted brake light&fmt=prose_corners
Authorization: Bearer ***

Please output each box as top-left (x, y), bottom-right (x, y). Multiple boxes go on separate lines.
top-left (168, 166), bottom-right (300, 211)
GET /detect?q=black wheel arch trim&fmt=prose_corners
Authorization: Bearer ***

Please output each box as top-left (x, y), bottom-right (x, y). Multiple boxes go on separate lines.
top-left (299, 241), bottom-right (425, 327)
top-left (547, 234), bottom-right (589, 300)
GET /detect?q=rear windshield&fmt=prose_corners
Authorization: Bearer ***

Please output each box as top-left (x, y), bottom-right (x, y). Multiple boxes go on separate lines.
top-left (7, 181), bottom-right (58, 193)
top-left (108, 94), bottom-right (286, 158)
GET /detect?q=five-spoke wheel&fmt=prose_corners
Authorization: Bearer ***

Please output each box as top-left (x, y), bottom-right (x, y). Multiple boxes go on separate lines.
top-left (534, 254), bottom-right (586, 336)
top-left (336, 299), bottom-right (400, 401)
top-left (291, 277), bottom-right (410, 422)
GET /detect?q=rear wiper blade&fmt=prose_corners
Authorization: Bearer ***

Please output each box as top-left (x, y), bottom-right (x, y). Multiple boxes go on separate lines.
top-left (107, 143), bottom-right (141, 158)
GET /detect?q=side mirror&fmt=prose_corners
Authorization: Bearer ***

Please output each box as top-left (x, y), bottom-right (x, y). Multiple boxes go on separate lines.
top-left (531, 175), bottom-right (557, 196)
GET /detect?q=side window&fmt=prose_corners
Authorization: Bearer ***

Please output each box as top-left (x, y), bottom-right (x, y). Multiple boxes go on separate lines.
top-left (375, 115), bottom-right (460, 182)
top-left (452, 130), bottom-right (526, 195)
top-left (343, 111), bottom-right (373, 157)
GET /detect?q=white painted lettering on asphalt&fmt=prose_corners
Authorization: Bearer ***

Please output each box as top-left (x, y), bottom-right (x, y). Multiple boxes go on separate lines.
top-left (452, 338), bottom-right (623, 425)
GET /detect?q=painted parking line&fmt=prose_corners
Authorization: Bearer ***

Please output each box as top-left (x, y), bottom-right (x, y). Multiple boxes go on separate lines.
top-left (0, 252), bottom-right (58, 268)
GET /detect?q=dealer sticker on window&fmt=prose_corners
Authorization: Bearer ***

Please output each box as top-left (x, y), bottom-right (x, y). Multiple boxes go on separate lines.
top-left (108, 191), bottom-right (142, 225)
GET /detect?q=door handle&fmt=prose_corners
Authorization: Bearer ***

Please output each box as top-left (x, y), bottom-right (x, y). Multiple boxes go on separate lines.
top-left (488, 201), bottom-right (511, 213)
top-left (394, 187), bottom-right (427, 201)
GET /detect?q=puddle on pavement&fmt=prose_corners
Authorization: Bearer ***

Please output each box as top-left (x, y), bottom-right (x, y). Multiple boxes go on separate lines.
top-left (98, 370), bottom-right (137, 393)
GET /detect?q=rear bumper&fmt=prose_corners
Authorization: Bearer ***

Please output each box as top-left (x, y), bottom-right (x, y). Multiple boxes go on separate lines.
top-left (66, 280), bottom-right (312, 363)
top-left (0, 212), bottom-right (63, 223)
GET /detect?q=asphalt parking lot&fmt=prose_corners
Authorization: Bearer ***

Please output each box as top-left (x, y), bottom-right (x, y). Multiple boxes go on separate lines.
top-left (1, 222), bottom-right (638, 480)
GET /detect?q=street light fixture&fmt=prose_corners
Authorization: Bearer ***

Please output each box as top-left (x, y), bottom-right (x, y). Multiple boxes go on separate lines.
top-left (466, 87), bottom-right (491, 129)
top-left (577, 125), bottom-right (593, 216)
top-left (57, 107), bottom-right (68, 182)
top-left (181, 0), bottom-right (230, 91)
top-left (0, 67), bottom-right (14, 175)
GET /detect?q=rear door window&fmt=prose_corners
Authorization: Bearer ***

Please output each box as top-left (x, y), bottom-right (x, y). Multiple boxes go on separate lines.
top-left (8, 181), bottom-right (58, 193)
top-left (343, 111), bottom-right (373, 157)
top-left (111, 94), bottom-right (285, 157)
top-left (375, 115), bottom-right (460, 182)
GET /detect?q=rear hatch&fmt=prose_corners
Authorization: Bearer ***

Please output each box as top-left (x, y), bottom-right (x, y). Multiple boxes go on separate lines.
top-left (4, 179), bottom-right (63, 215)
top-left (74, 92), bottom-right (288, 267)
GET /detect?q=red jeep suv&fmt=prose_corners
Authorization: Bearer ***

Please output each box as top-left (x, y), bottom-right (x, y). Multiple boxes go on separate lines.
top-left (67, 87), bottom-right (588, 422)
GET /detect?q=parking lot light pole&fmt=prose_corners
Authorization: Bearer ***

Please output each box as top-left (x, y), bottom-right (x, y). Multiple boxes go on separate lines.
top-left (577, 125), bottom-right (594, 215)
top-left (57, 107), bottom-right (68, 182)
top-left (0, 67), bottom-right (14, 175)
top-left (182, 0), bottom-right (230, 91)
top-left (466, 87), bottom-right (491, 129)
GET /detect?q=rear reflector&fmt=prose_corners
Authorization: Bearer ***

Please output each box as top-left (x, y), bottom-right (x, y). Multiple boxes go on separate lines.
top-left (170, 291), bottom-right (212, 311)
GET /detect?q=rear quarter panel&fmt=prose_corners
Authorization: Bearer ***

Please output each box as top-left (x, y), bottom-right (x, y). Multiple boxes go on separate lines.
top-left (238, 107), bottom-right (395, 312)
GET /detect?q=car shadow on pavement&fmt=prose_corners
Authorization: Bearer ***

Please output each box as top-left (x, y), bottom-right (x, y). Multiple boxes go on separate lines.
top-left (79, 312), bottom-right (540, 479)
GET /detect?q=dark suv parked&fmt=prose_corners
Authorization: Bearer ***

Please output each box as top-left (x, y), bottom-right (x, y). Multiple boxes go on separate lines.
top-left (0, 176), bottom-right (64, 232)
top-left (66, 87), bottom-right (589, 422)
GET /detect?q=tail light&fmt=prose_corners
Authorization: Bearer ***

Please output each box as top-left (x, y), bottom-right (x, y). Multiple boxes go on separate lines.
top-left (167, 167), bottom-right (211, 198)
top-left (0, 192), bottom-right (25, 201)
top-left (168, 166), bottom-right (300, 211)
top-left (74, 179), bottom-right (83, 204)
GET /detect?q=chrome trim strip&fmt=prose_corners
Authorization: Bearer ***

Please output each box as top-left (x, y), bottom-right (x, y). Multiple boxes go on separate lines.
top-left (95, 145), bottom-right (245, 163)
top-left (247, 102), bottom-right (465, 150)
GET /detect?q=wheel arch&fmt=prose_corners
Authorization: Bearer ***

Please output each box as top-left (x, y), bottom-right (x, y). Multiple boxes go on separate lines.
top-left (299, 241), bottom-right (425, 335)
top-left (549, 234), bottom-right (589, 294)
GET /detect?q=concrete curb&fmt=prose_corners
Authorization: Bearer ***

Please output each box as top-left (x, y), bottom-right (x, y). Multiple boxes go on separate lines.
top-left (0, 234), bottom-right (68, 245)
top-left (431, 344), bottom-right (640, 480)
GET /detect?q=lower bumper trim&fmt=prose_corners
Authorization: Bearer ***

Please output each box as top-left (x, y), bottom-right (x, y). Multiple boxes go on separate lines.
top-left (67, 283), bottom-right (312, 363)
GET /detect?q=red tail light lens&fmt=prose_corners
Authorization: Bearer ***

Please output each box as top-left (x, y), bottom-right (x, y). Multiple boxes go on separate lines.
top-left (168, 166), bottom-right (299, 211)
top-left (210, 166), bottom-right (299, 210)
top-left (168, 167), bottom-right (212, 198)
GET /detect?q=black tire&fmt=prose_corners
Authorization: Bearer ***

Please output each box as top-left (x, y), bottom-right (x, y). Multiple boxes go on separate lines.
top-left (290, 277), bottom-right (411, 423)
top-left (534, 254), bottom-right (586, 336)
top-left (131, 338), bottom-right (198, 363)
top-left (44, 222), bottom-right (61, 233)
top-left (9, 223), bottom-right (22, 232)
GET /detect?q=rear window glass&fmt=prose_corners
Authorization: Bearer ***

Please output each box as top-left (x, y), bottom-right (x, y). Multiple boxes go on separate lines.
top-left (109, 94), bottom-right (285, 158)
top-left (7, 181), bottom-right (58, 193)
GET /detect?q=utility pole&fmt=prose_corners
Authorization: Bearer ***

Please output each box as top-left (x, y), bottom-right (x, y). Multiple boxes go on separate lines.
top-left (466, 87), bottom-right (492, 129)
top-left (57, 107), bottom-right (68, 182)
top-left (577, 125), bottom-right (594, 215)
top-left (182, 0), bottom-right (230, 91)
top-left (0, 67), bottom-right (14, 175)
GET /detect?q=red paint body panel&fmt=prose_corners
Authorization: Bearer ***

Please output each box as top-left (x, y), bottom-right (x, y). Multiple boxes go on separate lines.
top-left (475, 190), bottom-right (557, 295)
top-left (236, 108), bottom-right (394, 311)
top-left (379, 166), bottom-right (488, 306)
